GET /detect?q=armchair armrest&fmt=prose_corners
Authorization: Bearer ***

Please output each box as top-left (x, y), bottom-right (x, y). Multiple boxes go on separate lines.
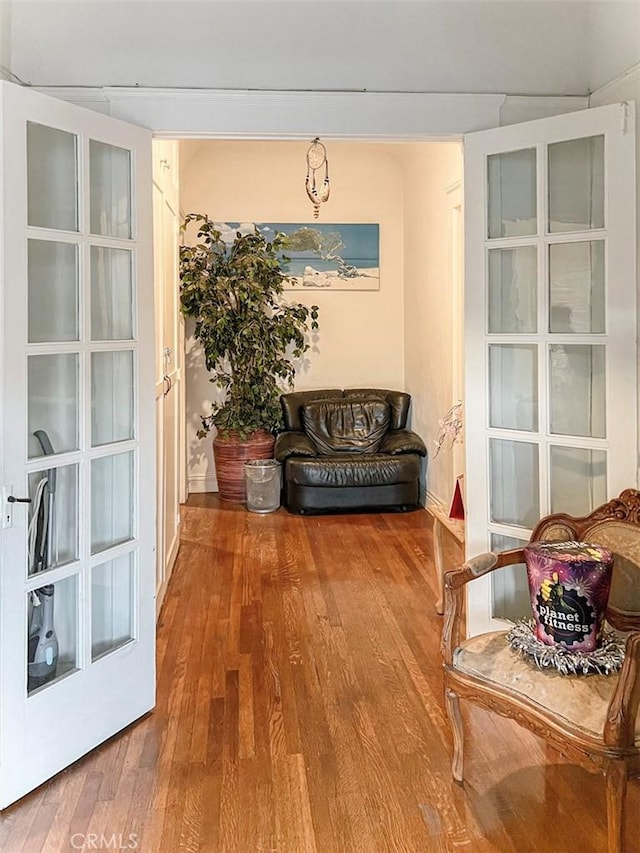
top-left (379, 429), bottom-right (427, 457)
top-left (447, 548), bottom-right (526, 588)
top-left (604, 631), bottom-right (640, 748)
top-left (441, 548), bottom-right (526, 666)
top-left (274, 431), bottom-right (317, 462)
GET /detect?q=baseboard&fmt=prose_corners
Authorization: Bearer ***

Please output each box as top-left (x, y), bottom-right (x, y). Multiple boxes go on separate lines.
top-left (166, 530), bottom-right (181, 577)
top-left (188, 473), bottom-right (218, 494)
top-left (426, 490), bottom-right (447, 511)
top-left (156, 536), bottom-right (181, 621)
top-left (156, 578), bottom-right (169, 621)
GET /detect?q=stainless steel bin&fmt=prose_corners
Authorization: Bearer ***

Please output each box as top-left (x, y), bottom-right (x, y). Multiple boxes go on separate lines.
top-left (244, 460), bottom-right (281, 513)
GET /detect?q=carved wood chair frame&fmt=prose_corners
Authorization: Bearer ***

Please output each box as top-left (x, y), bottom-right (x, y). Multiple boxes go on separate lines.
top-left (441, 489), bottom-right (640, 853)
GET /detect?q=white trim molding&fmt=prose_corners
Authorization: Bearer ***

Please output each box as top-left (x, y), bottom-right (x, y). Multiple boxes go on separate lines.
top-left (589, 61), bottom-right (640, 106)
top-left (426, 489), bottom-right (446, 511)
top-left (188, 473), bottom-right (218, 494)
top-left (35, 86), bottom-right (505, 138)
top-left (30, 87), bottom-right (594, 140)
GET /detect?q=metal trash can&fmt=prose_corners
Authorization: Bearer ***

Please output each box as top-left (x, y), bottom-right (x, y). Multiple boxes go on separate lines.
top-left (244, 460), bottom-right (281, 513)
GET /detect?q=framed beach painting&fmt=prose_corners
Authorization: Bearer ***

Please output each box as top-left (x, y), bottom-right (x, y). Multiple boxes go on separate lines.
top-left (214, 222), bottom-right (380, 291)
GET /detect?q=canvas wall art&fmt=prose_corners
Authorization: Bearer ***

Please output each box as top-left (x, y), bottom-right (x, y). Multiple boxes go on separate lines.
top-left (215, 222), bottom-right (380, 291)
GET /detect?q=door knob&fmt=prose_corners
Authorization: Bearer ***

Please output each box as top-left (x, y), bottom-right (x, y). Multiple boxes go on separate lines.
top-left (7, 495), bottom-right (31, 504)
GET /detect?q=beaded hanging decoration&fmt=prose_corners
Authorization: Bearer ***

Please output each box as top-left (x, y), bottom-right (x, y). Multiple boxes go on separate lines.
top-left (305, 137), bottom-right (330, 219)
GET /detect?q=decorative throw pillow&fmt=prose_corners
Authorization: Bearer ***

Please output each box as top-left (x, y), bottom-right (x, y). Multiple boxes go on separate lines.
top-left (301, 398), bottom-right (390, 454)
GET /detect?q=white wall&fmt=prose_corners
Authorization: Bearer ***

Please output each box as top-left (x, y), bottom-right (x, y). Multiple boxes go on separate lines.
top-left (10, 1), bottom-right (595, 96)
top-left (180, 140), bottom-right (406, 492)
top-left (0, 0), bottom-right (12, 80)
top-left (587, 2), bottom-right (640, 93)
top-left (399, 144), bottom-right (463, 506)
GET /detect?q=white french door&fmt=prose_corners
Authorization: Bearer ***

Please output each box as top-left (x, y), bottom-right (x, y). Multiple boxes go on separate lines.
top-left (0, 82), bottom-right (155, 807)
top-left (464, 102), bottom-right (637, 636)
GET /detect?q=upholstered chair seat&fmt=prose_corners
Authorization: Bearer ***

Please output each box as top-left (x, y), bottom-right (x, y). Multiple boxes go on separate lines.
top-left (454, 630), bottom-right (639, 743)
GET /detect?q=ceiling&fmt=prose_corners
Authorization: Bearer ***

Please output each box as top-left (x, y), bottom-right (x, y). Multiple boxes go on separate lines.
top-left (4, 1), bottom-right (640, 97)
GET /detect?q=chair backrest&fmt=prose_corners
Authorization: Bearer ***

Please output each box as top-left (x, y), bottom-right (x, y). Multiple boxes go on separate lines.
top-left (280, 388), bottom-right (411, 431)
top-left (343, 389), bottom-right (410, 430)
top-left (280, 390), bottom-right (344, 430)
top-left (531, 489), bottom-right (640, 632)
top-left (302, 397), bottom-right (391, 454)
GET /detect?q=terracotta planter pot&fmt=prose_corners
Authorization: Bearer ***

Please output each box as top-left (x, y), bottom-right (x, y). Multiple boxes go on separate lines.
top-left (212, 429), bottom-right (276, 503)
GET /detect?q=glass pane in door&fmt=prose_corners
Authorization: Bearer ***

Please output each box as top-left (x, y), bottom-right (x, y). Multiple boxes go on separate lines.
top-left (92, 553), bottom-right (134, 661)
top-left (488, 246), bottom-right (537, 333)
top-left (550, 446), bottom-right (607, 516)
top-left (27, 574), bottom-right (78, 695)
top-left (549, 344), bottom-right (606, 438)
top-left (91, 351), bottom-right (135, 446)
top-left (91, 247), bottom-right (134, 341)
top-left (28, 354), bottom-right (79, 458)
top-left (489, 344), bottom-right (538, 431)
top-left (548, 136), bottom-right (604, 233)
top-left (487, 148), bottom-right (537, 238)
top-left (490, 533), bottom-right (530, 622)
top-left (27, 463), bottom-right (79, 576)
top-left (91, 451), bottom-right (134, 554)
top-left (489, 438), bottom-right (540, 528)
top-left (549, 241), bottom-right (605, 333)
top-left (27, 123), bottom-right (78, 232)
top-left (90, 140), bottom-right (132, 239)
top-left (28, 240), bottom-right (79, 343)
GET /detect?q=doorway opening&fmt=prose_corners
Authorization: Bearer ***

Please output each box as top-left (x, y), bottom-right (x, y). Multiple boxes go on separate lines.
top-left (152, 137), bottom-right (465, 607)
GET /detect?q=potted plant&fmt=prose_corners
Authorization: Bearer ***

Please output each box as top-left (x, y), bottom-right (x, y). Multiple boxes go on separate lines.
top-left (179, 214), bottom-right (319, 502)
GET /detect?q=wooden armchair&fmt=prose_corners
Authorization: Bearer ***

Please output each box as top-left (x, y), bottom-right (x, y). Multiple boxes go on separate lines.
top-left (441, 489), bottom-right (640, 853)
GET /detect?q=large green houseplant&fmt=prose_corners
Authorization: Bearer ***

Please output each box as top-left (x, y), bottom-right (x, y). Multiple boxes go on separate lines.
top-left (179, 213), bottom-right (319, 502)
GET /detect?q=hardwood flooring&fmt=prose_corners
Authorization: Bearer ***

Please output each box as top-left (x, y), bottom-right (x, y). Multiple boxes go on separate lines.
top-left (1, 496), bottom-right (638, 852)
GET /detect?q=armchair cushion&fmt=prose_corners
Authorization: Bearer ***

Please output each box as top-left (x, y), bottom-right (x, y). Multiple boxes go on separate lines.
top-left (301, 398), bottom-right (390, 455)
top-left (274, 431), bottom-right (317, 462)
top-left (285, 452), bottom-right (420, 488)
top-left (379, 429), bottom-right (427, 457)
top-left (281, 389), bottom-right (344, 431)
top-left (344, 389), bottom-right (410, 430)
top-left (453, 630), bottom-right (638, 743)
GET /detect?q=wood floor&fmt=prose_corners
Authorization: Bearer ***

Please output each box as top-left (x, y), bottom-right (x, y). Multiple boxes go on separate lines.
top-left (1, 496), bottom-right (638, 852)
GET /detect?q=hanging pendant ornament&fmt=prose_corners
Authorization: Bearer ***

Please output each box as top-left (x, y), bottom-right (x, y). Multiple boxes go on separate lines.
top-left (305, 137), bottom-right (330, 219)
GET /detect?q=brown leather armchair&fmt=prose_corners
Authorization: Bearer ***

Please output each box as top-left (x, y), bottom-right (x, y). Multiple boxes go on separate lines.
top-left (274, 388), bottom-right (427, 514)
